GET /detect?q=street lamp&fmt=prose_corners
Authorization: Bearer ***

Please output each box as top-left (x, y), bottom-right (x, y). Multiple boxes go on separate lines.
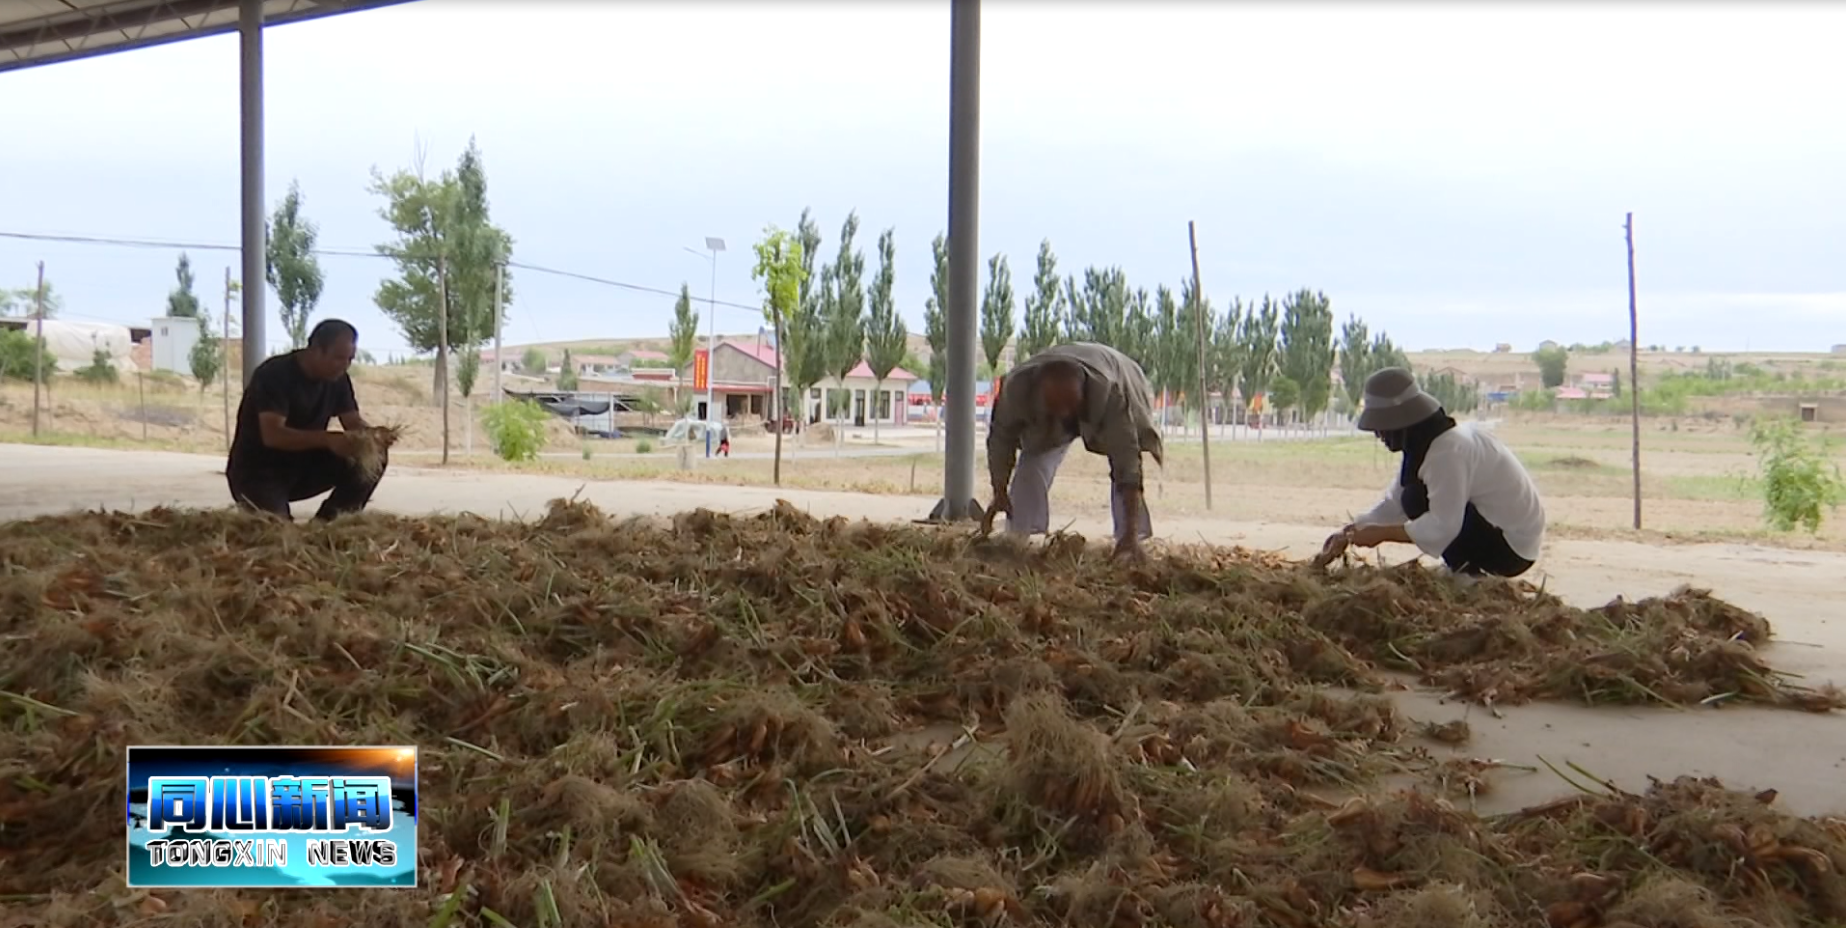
top-left (685, 237), bottom-right (726, 458)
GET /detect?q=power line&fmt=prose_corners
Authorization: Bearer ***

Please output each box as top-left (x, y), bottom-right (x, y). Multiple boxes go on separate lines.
top-left (0, 229), bottom-right (767, 314)
top-left (502, 259), bottom-right (761, 313)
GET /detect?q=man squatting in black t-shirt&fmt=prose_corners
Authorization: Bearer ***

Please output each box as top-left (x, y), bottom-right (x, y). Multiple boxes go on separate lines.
top-left (225, 319), bottom-right (386, 521)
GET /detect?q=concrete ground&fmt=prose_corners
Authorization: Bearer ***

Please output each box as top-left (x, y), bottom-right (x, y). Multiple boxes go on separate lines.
top-left (5, 443), bottom-right (1843, 816)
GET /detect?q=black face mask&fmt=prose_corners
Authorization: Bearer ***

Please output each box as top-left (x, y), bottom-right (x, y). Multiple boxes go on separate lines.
top-left (1379, 430), bottom-right (1407, 453)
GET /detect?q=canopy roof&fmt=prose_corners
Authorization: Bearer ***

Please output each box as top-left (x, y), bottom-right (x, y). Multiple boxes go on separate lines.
top-left (0, 0), bottom-right (415, 73)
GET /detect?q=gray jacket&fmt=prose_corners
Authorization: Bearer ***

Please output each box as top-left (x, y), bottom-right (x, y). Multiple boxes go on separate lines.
top-left (987, 342), bottom-right (1165, 491)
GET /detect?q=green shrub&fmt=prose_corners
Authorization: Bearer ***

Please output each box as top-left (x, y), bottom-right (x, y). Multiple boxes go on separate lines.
top-left (1749, 417), bottom-right (1846, 533)
top-left (0, 329), bottom-right (56, 383)
top-left (76, 348), bottom-right (120, 385)
top-left (1510, 389), bottom-right (1555, 413)
top-left (481, 399), bottom-right (550, 463)
top-left (635, 439), bottom-right (654, 454)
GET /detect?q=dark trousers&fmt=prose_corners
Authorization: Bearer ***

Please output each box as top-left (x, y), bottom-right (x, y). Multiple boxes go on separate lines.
top-left (1439, 503), bottom-right (1535, 578)
top-left (227, 449), bottom-right (385, 522)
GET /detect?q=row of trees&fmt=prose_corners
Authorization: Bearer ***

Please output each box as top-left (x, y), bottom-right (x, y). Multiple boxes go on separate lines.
top-left (714, 210), bottom-right (912, 444)
top-left (738, 217), bottom-right (1440, 439)
top-left (946, 237), bottom-right (1416, 425)
top-left (5, 137), bottom-right (507, 455)
top-left (4, 139), bottom-right (503, 409)
top-left (0, 181), bottom-right (324, 395)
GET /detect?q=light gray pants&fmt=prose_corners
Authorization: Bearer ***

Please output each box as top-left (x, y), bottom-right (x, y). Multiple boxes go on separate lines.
top-left (1007, 440), bottom-right (1153, 543)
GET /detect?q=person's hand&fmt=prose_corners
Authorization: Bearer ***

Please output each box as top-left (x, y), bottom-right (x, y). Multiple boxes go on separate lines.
top-left (980, 488), bottom-right (1011, 536)
top-left (1347, 523), bottom-right (1394, 549)
top-left (1112, 535), bottom-right (1145, 563)
top-left (326, 432), bottom-right (358, 459)
top-left (1316, 529), bottom-right (1351, 561)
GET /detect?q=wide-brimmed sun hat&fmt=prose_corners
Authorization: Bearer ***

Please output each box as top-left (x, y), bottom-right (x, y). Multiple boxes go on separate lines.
top-left (1355, 367), bottom-right (1442, 432)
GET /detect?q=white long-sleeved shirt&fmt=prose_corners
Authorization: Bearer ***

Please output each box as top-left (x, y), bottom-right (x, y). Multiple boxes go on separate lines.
top-left (1353, 423), bottom-right (1546, 562)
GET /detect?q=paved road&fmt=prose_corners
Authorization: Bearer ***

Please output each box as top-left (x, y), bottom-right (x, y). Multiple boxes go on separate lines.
top-left (391, 444), bottom-right (935, 462)
top-left (4, 442), bottom-right (1841, 818)
top-left (393, 424), bottom-right (1352, 462)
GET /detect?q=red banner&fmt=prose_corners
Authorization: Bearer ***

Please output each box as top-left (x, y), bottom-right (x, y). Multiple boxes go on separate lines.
top-left (692, 349), bottom-right (710, 392)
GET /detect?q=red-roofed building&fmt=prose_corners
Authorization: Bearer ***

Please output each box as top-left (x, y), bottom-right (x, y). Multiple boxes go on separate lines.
top-left (678, 340), bottom-right (919, 425)
top-left (617, 348), bottom-right (672, 369)
top-left (804, 359), bottom-right (919, 426)
top-left (1576, 371), bottom-right (1616, 399)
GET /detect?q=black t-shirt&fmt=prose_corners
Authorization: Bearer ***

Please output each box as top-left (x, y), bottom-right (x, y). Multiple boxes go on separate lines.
top-left (227, 351), bottom-right (359, 475)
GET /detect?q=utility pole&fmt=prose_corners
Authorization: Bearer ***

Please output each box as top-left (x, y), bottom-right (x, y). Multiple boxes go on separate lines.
top-left (1625, 213), bottom-right (1641, 531)
top-left (30, 261), bottom-right (45, 438)
top-left (437, 256), bottom-right (451, 467)
top-left (1189, 221), bottom-right (1212, 510)
top-left (492, 259), bottom-right (505, 406)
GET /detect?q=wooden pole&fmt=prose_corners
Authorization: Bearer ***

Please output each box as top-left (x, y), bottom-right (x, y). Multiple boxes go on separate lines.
top-left (1626, 213), bottom-right (1641, 530)
top-left (1189, 221), bottom-right (1213, 510)
top-left (31, 261), bottom-right (46, 437)
top-left (139, 371), bottom-right (148, 441)
top-left (462, 310), bottom-right (475, 458)
top-left (437, 256), bottom-right (451, 467)
top-left (492, 260), bottom-right (504, 406)
top-left (223, 268), bottom-right (233, 451)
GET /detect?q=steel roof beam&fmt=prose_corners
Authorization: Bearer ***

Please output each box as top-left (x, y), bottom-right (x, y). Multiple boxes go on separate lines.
top-left (0, 0), bottom-right (416, 74)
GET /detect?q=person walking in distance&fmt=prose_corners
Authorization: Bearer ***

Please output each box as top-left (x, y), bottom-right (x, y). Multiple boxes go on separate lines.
top-left (982, 342), bottom-right (1165, 560)
top-left (225, 319), bottom-right (386, 521)
top-left (1326, 367), bottom-right (1546, 579)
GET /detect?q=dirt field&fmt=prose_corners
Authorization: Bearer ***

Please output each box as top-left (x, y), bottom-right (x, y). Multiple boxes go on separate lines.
top-left (481, 420), bottom-right (1842, 548)
top-left (9, 364), bottom-right (1846, 551)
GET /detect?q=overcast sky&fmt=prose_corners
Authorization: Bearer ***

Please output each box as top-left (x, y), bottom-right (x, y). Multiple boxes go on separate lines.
top-left (3, 1), bottom-right (1843, 357)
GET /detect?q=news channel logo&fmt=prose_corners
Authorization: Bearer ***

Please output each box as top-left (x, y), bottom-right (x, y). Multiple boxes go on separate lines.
top-left (126, 745), bottom-right (418, 889)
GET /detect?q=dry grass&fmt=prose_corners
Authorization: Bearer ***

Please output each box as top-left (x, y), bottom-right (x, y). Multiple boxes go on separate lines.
top-left (1, 502), bottom-right (1842, 927)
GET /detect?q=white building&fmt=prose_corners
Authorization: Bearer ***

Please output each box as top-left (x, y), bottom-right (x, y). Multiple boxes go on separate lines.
top-left (801, 361), bottom-right (921, 427)
top-left (148, 316), bottom-right (202, 375)
top-left (673, 340), bottom-right (918, 425)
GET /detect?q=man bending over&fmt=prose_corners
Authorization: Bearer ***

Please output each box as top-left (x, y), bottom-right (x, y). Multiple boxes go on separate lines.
top-left (983, 342), bottom-right (1165, 560)
top-left (226, 318), bottom-right (385, 521)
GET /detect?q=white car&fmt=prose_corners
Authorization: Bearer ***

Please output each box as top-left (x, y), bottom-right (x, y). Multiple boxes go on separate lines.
top-left (662, 417), bottom-right (729, 446)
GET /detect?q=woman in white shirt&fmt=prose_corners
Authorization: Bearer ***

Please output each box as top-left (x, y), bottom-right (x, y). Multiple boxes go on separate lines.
top-left (1332, 367), bottom-right (1546, 578)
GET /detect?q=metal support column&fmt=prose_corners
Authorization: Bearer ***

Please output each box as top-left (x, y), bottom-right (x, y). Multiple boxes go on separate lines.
top-left (239, 0), bottom-right (266, 385)
top-left (934, 0), bottom-right (982, 521)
